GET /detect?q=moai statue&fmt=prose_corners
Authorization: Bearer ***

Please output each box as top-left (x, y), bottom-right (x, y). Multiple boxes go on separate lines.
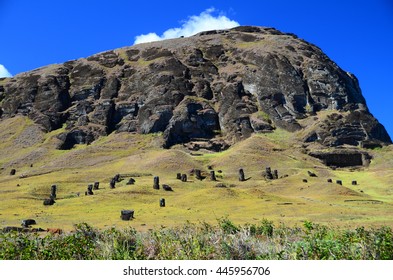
top-left (110, 178), bottom-right (116, 189)
top-left (336, 180), bottom-right (342, 185)
top-left (10, 169), bottom-right (16, 176)
top-left (181, 174), bottom-right (187, 182)
top-left (210, 171), bottom-right (217, 181)
top-left (163, 184), bottom-right (173, 191)
top-left (87, 184), bottom-right (94, 195)
top-left (50, 184), bottom-right (57, 199)
top-left (43, 198), bottom-right (55, 206)
top-left (120, 210), bottom-right (134, 220)
top-left (327, 179), bottom-right (333, 183)
top-left (126, 178), bottom-right (135, 185)
top-left (239, 168), bottom-right (245, 182)
top-left (114, 174), bottom-right (121, 182)
top-left (21, 219), bottom-right (36, 228)
top-left (265, 167), bottom-right (273, 180)
top-left (195, 169), bottom-right (204, 180)
top-left (153, 176), bottom-right (160, 190)
top-left (352, 181), bottom-right (357, 185)
top-left (93, 182), bottom-right (100, 190)
top-left (273, 170), bottom-right (278, 180)
top-left (176, 173), bottom-right (182, 180)
top-left (160, 198), bottom-right (166, 207)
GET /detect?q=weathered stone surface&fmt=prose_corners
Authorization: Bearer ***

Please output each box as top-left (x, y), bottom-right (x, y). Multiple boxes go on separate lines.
top-left (163, 184), bottom-right (173, 191)
top-left (264, 167), bottom-right (273, 180)
top-left (109, 178), bottom-right (116, 189)
top-left (50, 184), bottom-right (57, 199)
top-left (239, 168), bottom-right (245, 182)
top-left (114, 174), bottom-right (121, 182)
top-left (86, 184), bottom-right (94, 195)
top-left (195, 169), bottom-right (205, 180)
top-left (163, 99), bottom-right (220, 148)
top-left (57, 128), bottom-right (97, 150)
top-left (120, 210), bottom-right (134, 220)
top-left (0, 26), bottom-right (390, 154)
top-left (43, 198), bottom-right (55, 206)
top-left (309, 149), bottom-right (371, 167)
top-left (303, 112), bottom-right (391, 147)
top-left (249, 114), bottom-right (275, 132)
top-left (21, 219), bottom-right (36, 228)
top-left (126, 178), bottom-right (135, 185)
top-left (86, 50), bottom-right (124, 68)
top-left (273, 170), bottom-right (278, 180)
top-left (210, 171), bottom-right (217, 181)
top-left (153, 176), bottom-right (160, 189)
top-left (308, 171), bottom-right (317, 177)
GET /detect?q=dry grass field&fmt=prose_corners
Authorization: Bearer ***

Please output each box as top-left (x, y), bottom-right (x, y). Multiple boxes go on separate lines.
top-left (1, 115), bottom-right (392, 232)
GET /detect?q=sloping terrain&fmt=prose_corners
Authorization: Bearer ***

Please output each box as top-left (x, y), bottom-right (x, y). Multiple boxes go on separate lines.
top-left (0, 26), bottom-right (392, 231)
top-left (0, 115), bottom-right (392, 231)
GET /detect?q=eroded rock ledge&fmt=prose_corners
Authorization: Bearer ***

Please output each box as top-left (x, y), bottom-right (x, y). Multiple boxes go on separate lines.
top-left (309, 149), bottom-right (372, 168)
top-left (0, 26), bottom-right (390, 156)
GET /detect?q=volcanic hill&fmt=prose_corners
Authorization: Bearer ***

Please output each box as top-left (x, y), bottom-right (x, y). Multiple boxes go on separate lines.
top-left (0, 26), bottom-right (392, 231)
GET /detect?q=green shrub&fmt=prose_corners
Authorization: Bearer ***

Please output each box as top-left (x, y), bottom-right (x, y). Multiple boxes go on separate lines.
top-left (1, 220), bottom-right (392, 260)
top-left (218, 218), bottom-right (239, 234)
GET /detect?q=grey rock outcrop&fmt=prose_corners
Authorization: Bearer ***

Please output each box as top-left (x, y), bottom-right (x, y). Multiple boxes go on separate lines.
top-left (0, 26), bottom-right (390, 150)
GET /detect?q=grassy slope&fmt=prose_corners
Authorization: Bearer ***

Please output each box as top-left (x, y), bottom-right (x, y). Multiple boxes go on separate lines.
top-left (0, 116), bottom-right (392, 231)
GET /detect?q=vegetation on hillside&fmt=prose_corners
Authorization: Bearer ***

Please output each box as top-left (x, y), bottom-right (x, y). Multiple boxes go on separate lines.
top-left (1, 219), bottom-right (392, 260)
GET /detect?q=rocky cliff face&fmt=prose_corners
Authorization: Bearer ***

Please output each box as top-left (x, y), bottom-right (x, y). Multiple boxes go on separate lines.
top-left (0, 26), bottom-right (391, 151)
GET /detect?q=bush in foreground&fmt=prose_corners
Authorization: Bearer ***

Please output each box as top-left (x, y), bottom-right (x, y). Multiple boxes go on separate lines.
top-left (1, 220), bottom-right (392, 260)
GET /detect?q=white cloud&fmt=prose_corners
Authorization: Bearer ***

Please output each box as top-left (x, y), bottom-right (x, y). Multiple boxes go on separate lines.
top-left (0, 64), bottom-right (12, 78)
top-left (134, 8), bottom-right (240, 45)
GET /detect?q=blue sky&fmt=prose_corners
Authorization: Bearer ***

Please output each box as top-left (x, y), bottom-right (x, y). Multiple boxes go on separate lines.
top-left (0, 0), bottom-right (392, 138)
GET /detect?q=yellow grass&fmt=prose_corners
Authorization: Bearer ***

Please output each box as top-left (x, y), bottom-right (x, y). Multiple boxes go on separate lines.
top-left (1, 117), bottom-right (392, 231)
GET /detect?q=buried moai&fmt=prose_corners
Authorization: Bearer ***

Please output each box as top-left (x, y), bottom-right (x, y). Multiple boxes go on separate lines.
top-left (50, 184), bottom-right (57, 199)
top-left (176, 173), bottom-right (182, 180)
top-left (114, 174), bottom-right (121, 182)
top-left (21, 219), bottom-right (36, 228)
top-left (352, 181), bottom-right (357, 185)
top-left (153, 176), bottom-right (160, 190)
top-left (93, 182), bottom-right (100, 190)
top-left (181, 174), bottom-right (187, 182)
top-left (43, 198), bottom-right (55, 206)
top-left (195, 169), bottom-right (205, 180)
top-left (264, 167), bottom-right (273, 180)
top-left (239, 168), bottom-right (245, 182)
top-left (120, 210), bottom-right (134, 221)
top-left (273, 170), bottom-right (279, 180)
top-left (210, 171), bottom-right (217, 181)
top-left (160, 198), bottom-right (166, 207)
top-left (85, 184), bottom-right (94, 195)
top-left (109, 178), bottom-right (116, 189)
top-left (163, 184), bottom-right (173, 191)
top-left (308, 171), bottom-right (317, 177)
top-left (10, 169), bottom-right (16, 176)
top-left (336, 180), bottom-right (342, 185)
top-left (126, 178), bottom-right (135, 185)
